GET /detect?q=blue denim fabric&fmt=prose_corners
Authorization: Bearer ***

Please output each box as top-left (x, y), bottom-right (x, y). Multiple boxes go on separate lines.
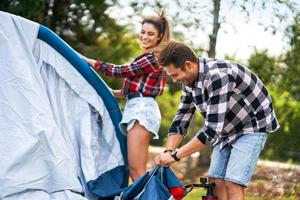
top-left (119, 97), bottom-right (161, 139)
top-left (208, 132), bottom-right (268, 186)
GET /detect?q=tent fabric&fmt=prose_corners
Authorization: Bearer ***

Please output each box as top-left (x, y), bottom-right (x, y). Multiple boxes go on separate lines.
top-left (0, 11), bottom-right (128, 200)
top-left (116, 166), bottom-right (186, 200)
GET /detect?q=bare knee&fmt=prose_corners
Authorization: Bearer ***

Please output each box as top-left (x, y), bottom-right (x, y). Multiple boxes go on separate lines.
top-left (209, 177), bottom-right (225, 185)
top-left (208, 178), bottom-right (227, 200)
top-left (129, 165), bottom-right (146, 181)
top-left (225, 181), bottom-right (244, 200)
top-left (225, 181), bottom-right (243, 190)
top-left (128, 149), bottom-right (147, 181)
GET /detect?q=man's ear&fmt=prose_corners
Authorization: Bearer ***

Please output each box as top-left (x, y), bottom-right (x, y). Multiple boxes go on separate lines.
top-left (184, 60), bottom-right (193, 70)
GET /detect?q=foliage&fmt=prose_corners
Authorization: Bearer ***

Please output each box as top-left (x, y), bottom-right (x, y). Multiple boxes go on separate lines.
top-left (0, 0), bottom-right (47, 20)
top-left (261, 86), bottom-right (300, 163)
top-left (258, 14), bottom-right (300, 163)
top-left (245, 16), bottom-right (300, 163)
top-left (247, 49), bottom-right (279, 85)
top-left (1, 0), bottom-right (116, 44)
top-left (151, 89), bottom-right (203, 146)
top-left (280, 13), bottom-right (300, 100)
top-left (0, 0), bottom-right (141, 89)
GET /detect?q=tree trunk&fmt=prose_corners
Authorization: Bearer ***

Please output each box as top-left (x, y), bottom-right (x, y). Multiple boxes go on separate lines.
top-left (196, 0), bottom-right (222, 171)
top-left (208, 0), bottom-right (221, 58)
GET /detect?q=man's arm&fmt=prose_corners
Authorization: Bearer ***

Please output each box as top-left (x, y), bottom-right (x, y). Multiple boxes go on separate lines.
top-left (176, 136), bottom-right (205, 158)
top-left (155, 134), bottom-right (183, 166)
top-left (155, 136), bottom-right (205, 166)
top-left (155, 88), bottom-right (196, 165)
top-left (165, 134), bottom-right (184, 151)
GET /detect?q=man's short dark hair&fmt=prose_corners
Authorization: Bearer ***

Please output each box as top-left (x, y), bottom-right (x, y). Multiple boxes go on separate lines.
top-left (158, 41), bottom-right (198, 69)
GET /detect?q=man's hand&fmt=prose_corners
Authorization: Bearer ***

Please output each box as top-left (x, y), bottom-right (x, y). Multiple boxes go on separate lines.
top-left (155, 135), bottom-right (183, 166)
top-left (155, 136), bottom-right (206, 166)
top-left (154, 152), bottom-right (176, 166)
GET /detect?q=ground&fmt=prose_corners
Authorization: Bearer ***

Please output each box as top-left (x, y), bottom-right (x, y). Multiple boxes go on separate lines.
top-left (247, 165), bottom-right (300, 199)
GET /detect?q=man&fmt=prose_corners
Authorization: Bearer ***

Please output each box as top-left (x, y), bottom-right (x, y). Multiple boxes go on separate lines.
top-left (154, 41), bottom-right (279, 200)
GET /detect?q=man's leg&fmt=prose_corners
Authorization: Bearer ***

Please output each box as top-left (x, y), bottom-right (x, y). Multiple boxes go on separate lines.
top-left (225, 181), bottom-right (244, 200)
top-left (208, 177), bottom-right (227, 200)
top-left (208, 144), bottom-right (231, 200)
top-left (127, 121), bottom-right (153, 181)
top-left (224, 132), bottom-right (268, 200)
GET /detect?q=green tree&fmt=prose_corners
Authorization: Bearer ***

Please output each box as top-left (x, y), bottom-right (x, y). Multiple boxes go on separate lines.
top-left (247, 49), bottom-right (279, 85)
top-left (152, 90), bottom-right (203, 147)
top-left (262, 86), bottom-right (300, 163)
top-left (0, 0), bottom-right (141, 89)
top-left (0, 0), bottom-right (117, 45)
top-left (281, 13), bottom-right (300, 100)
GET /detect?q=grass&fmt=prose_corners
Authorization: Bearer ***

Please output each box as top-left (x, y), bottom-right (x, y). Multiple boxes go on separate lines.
top-left (182, 188), bottom-right (297, 200)
top-left (183, 189), bottom-right (205, 199)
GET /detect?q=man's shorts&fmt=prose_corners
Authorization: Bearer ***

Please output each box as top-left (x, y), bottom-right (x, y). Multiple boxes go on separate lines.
top-left (119, 97), bottom-right (161, 139)
top-left (208, 132), bottom-right (268, 187)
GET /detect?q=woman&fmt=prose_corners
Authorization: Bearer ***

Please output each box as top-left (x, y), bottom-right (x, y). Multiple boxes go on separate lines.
top-left (83, 11), bottom-right (171, 181)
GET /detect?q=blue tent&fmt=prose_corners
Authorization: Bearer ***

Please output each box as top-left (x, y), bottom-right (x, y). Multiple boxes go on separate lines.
top-left (0, 11), bottom-right (128, 200)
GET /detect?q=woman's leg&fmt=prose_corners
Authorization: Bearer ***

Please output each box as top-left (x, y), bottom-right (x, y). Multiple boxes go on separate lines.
top-left (127, 121), bottom-right (153, 181)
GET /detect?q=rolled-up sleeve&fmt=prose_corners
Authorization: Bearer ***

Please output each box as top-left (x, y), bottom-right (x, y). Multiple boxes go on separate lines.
top-left (96, 54), bottom-right (159, 78)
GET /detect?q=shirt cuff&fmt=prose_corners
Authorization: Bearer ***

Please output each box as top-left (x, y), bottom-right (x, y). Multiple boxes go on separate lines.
top-left (94, 60), bottom-right (102, 70)
top-left (168, 126), bottom-right (187, 136)
top-left (196, 130), bottom-right (207, 145)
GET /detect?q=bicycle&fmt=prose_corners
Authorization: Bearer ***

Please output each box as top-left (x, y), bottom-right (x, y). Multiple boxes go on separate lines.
top-left (184, 177), bottom-right (218, 200)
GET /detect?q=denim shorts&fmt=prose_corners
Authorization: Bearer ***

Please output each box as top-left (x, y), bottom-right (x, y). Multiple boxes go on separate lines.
top-left (119, 97), bottom-right (161, 139)
top-left (208, 132), bottom-right (268, 187)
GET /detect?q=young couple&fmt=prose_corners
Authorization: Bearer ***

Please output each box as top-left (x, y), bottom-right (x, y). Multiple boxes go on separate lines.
top-left (83, 12), bottom-right (279, 200)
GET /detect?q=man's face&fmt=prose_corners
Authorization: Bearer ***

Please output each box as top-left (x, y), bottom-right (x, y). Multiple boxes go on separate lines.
top-left (164, 61), bottom-right (198, 86)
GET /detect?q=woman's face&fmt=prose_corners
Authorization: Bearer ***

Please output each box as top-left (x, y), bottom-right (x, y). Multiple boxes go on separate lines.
top-left (139, 22), bottom-right (161, 50)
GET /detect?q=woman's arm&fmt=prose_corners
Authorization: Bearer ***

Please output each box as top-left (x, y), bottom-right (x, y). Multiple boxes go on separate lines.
top-left (93, 54), bottom-right (159, 78)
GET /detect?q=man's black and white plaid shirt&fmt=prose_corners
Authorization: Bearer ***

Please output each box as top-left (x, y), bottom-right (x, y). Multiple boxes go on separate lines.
top-left (169, 57), bottom-right (279, 149)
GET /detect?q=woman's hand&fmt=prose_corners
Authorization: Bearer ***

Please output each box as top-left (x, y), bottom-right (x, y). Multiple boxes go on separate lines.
top-left (112, 89), bottom-right (125, 99)
top-left (78, 53), bottom-right (97, 68)
top-left (83, 57), bottom-right (97, 68)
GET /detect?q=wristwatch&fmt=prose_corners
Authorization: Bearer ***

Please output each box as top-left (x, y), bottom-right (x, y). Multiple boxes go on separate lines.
top-left (171, 150), bottom-right (180, 161)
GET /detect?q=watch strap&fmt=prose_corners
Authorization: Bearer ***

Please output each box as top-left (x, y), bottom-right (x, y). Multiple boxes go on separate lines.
top-left (163, 149), bottom-right (173, 153)
top-left (171, 150), bottom-right (180, 161)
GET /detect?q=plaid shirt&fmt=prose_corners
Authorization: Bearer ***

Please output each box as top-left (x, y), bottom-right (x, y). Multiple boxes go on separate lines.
top-left (169, 57), bottom-right (279, 149)
top-left (94, 53), bottom-right (166, 96)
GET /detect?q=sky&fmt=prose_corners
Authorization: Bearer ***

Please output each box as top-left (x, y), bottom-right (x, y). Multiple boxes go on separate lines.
top-left (108, 0), bottom-right (299, 61)
top-left (216, 22), bottom-right (286, 60)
